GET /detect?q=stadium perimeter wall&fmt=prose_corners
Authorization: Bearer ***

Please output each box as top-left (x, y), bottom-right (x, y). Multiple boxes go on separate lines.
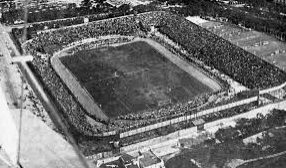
top-left (123, 99), bottom-right (286, 151)
top-left (118, 81), bottom-right (286, 138)
top-left (119, 96), bottom-right (258, 138)
top-left (86, 99), bottom-right (286, 160)
top-left (121, 99), bottom-right (286, 156)
top-left (259, 82), bottom-right (286, 94)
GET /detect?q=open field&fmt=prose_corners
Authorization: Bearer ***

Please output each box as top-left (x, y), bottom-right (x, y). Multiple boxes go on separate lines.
top-left (60, 40), bottom-right (219, 118)
top-left (201, 21), bottom-right (286, 71)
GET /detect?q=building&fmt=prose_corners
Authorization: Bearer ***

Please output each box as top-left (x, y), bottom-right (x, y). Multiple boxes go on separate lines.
top-left (192, 118), bottom-right (205, 132)
top-left (100, 154), bottom-right (140, 168)
top-left (138, 149), bottom-right (165, 168)
top-left (99, 149), bottom-right (165, 168)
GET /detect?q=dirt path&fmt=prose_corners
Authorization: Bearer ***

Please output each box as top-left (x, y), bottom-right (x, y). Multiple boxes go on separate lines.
top-left (244, 151), bottom-right (286, 164)
top-left (228, 151), bottom-right (286, 168)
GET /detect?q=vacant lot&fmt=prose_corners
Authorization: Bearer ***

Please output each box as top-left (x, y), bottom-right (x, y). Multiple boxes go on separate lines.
top-left (60, 41), bottom-right (216, 117)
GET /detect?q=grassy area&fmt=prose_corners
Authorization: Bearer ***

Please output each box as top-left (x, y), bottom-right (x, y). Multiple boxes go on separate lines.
top-left (60, 41), bottom-right (214, 118)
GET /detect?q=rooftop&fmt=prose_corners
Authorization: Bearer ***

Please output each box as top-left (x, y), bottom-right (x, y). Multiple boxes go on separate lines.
top-left (100, 154), bottom-right (139, 168)
top-left (139, 150), bottom-right (161, 167)
top-left (192, 118), bottom-right (205, 126)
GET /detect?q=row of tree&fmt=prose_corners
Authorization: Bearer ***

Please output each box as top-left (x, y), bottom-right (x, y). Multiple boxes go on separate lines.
top-left (1, 0), bottom-right (133, 24)
top-left (215, 109), bottom-right (286, 143)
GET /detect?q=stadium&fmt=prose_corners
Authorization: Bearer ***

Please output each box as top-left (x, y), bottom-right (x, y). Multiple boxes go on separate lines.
top-left (22, 11), bottom-right (286, 155)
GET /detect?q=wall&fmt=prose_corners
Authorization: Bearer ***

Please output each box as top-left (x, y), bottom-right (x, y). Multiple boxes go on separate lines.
top-left (119, 99), bottom-right (286, 155)
top-left (120, 96), bottom-right (258, 138)
top-left (120, 127), bottom-right (197, 153)
top-left (119, 82), bottom-right (286, 138)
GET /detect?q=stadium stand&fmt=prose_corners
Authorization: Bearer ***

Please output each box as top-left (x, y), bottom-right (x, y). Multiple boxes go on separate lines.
top-left (158, 14), bottom-right (286, 89)
top-left (23, 11), bottom-right (286, 138)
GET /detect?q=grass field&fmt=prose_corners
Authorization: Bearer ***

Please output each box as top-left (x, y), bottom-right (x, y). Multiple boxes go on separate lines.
top-left (201, 21), bottom-right (286, 70)
top-left (60, 41), bottom-right (216, 118)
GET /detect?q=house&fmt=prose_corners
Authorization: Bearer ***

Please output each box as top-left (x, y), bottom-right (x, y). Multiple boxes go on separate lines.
top-left (100, 149), bottom-right (165, 168)
top-left (100, 154), bottom-right (140, 168)
top-left (192, 118), bottom-right (205, 132)
top-left (138, 149), bottom-right (165, 168)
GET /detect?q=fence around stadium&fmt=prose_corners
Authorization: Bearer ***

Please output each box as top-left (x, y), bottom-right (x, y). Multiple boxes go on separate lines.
top-left (86, 97), bottom-right (286, 161)
top-left (97, 81), bottom-right (286, 138)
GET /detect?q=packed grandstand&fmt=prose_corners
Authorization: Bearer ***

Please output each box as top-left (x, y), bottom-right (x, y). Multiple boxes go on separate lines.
top-left (21, 11), bottom-right (286, 154)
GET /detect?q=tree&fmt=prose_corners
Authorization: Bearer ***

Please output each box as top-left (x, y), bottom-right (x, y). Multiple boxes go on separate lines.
top-left (215, 127), bottom-right (240, 143)
top-left (81, 0), bottom-right (92, 8)
top-left (117, 4), bottom-right (131, 15)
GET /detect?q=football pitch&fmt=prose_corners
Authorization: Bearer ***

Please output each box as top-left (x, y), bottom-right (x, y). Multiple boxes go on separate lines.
top-left (60, 41), bottom-right (218, 117)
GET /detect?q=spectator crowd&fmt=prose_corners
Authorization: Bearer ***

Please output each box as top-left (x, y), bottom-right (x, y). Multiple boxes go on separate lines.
top-left (23, 11), bottom-right (286, 140)
top-left (158, 14), bottom-right (286, 90)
